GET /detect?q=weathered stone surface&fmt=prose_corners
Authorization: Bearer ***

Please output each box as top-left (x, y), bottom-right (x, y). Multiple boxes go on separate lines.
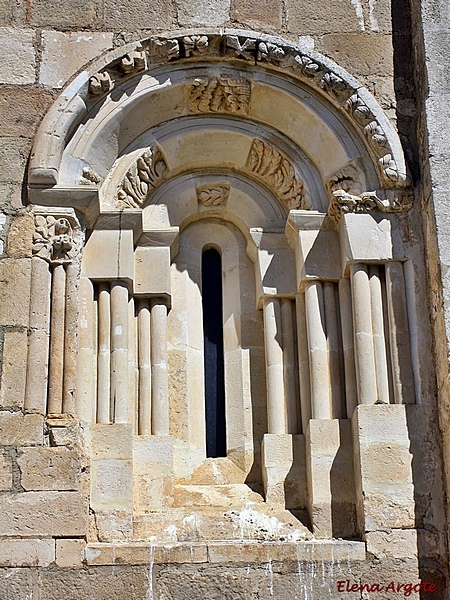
top-left (17, 446), bottom-right (81, 491)
top-left (29, 0), bottom-right (99, 27)
top-left (366, 529), bottom-right (418, 559)
top-left (0, 258), bottom-right (31, 326)
top-left (6, 212), bottom-right (34, 257)
top-left (0, 329), bottom-right (28, 408)
top-left (0, 88), bottom-right (53, 138)
top-left (0, 28), bottom-right (35, 85)
top-left (0, 138), bottom-right (30, 183)
top-left (0, 539), bottom-right (55, 567)
top-left (0, 412), bottom-right (43, 446)
top-left (104, 0), bottom-right (173, 29)
top-left (0, 491), bottom-right (88, 537)
top-left (56, 538), bottom-right (85, 568)
top-left (177, 0), bottom-right (230, 26)
top-left (286, 1), bottom-right (362, 34)
top-left (234, 0), bottom-right (282, 28)
top-left (40, 31), bottom-right (113, 89)
top-left (0, 450), bottom-right (12, 490)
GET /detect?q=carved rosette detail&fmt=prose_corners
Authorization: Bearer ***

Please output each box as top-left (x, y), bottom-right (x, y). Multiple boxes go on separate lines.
top-left (32, 215), bottom-right (77, 264)
top-left (187, 76), bottom-right (251, 114)
top-left (197, 184), bottom-right (230, 206)
top-left (116, 146), bottom-right (168, 209)
top-left (183, 35), bottom-right (209, 57)
top-left (246, 139), bottom-right (310, 210)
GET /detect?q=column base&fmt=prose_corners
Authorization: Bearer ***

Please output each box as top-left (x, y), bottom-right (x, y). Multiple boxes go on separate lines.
top-left (261, 433), bottom-right (294, 508)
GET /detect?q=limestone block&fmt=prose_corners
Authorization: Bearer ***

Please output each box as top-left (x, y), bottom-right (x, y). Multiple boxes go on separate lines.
top-left (0, 258), bottom-right (31, 326)
top-left (134, 246), bottom-right (171, 299)
top-left (90, 458), bottom-right (133, 507)
top-left (0, 138), bottom-right (30, 183)
top-left (90, 424), bottom-right (133, 460)
top-left (17, 447), bottom-right (81, 491)
top-left (366, 529), bottom-right (418, 559)
top-left (92, 508), bottom-right (133, 542)
top-left (177, 0), bottom-right (230, 26)
top-left (85, 542), bottom-right (208, 565)
top-left (250, 231), bottom-right (296, 298)
top-left (261, 434), bottom-right (294, 507)
top-left (352, 404), bottom-right (415, 533)
top-left (286, 0), bottom-right (362, 34)
top-left (0, 491), bottom-right (88, 536)
top-left (0, 539), bottom-right (55, 567)
top-left (285, 434), bottom-right (307, 510)
top-left (82, 229), bottom-right (134, 283)
top-left (0, 450), bottom-right (12, 489)
top-left (29, 0), bottom-right (98, 27)
top-left (104, 0), bottom-right (172, 29)
top-left (340, 213), bottom-right (404, 265)
top-left (0, 28), bottom-right (35, 84)
top-left (234, 0), bottom-right (282, 28)
top-left (0, 88), bottom-right (53, 138)
top-left (318, 34), bottom-right (394, 78)
top-left (306, 419), bottom-right (357, 539)
top-left (40, 31), bottom-right (113, 89)
top-left (0, 329), bottom-right (28, 408)
top-left (6, 213), bottom-right (34, 257)
top-left (56, 538), bottom-right (85, 568)
top-left (0, 412), bottom-right (43, 446)
top-left (133, 435), bottom-right (174, 511)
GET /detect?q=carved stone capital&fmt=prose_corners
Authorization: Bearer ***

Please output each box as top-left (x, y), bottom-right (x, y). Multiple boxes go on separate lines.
top-left (245, 139), bottom-right (311, 210)
top-left (328, 189), bottom-right (413, 221)
top-left (32, 208), bottom-right (81, 265)
top-left (116, 146), bottom-right (169, 209)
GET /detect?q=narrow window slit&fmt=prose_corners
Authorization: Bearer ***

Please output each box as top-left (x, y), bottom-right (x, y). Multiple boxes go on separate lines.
top-left (202, 248), bottom-right (226, 458)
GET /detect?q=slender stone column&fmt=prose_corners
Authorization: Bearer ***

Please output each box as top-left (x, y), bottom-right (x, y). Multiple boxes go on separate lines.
top-left (25, 257), bottom-right (51, 413)
top-left (385, 262), bottom-right (415, 404)
top-left (47, 264), bottom-right (66, 414)
top-left (75, 277), bottom-right (95, 422)
top-left (350, 264), bottom-right (377, 405)
top-left (62, 262), bottom-right (78, 414)
top-left (138, 299), bottom-right (151, 435)
top-left (128, 297), bottom-right (138, 434)
top-left (324, 282), bottom-right (343, 419)
top-left (97, 283), bottom-right (111, 424)
top-left (263, 297), bottom-right (286, 434)
top-left (338, 278), bottom-right (358, 418)
top-left (369, 266), bottom-right (390, 404)
top-left (110, 281), bottom-right (129, 424)
top-left (151, 301), bottom-right (169, 435)
top-left (296, 292), bottom-right (311, 432)
top-left (305, 281), bottom-right (331, 419)
top-left (281, 298), bottom-right (299, 434)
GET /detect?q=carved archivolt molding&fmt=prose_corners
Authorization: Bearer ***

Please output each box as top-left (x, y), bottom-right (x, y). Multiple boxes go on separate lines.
top-left (197, 184), bottom-right (230, 206)
top-left (32, 211), bottom-right (80, 264)
top-left (29, 30), bottom-right (411, 198)
top-left (245, 139), bottom-right (311, 210)
top-left (116, 146), bottom-right (168, 209)
top-left (187, 76), bottom-right (251, 114)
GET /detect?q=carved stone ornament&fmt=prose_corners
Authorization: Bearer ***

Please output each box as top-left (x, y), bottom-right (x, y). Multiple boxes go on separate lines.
top-left (197, 184), bottom-right (230, 206)
top-left (246, 139), bottom-right (311, 210)
top-left (183, 35), bottom-right (208, 57)
top-left (226, 36), bottom-right (257, 60)
top-left (81, 166), bottom-right (101, 185)
top-left (116, 146), bottom-right (168, 209)
top-left (32, 215), bottom-right (77, 264)
top-left (88, 71), bottom-right (112, 95)
top-left (328, 188), bottom-right (413, 221)
top-left (187, 76), bottom-right (251, 114)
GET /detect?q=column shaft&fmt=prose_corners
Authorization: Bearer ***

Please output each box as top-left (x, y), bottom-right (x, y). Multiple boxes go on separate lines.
top-left (350, 264), bottom-right (377, 405)
top-left (62, 262), bottom-right (78, 414)
top-left (97, 283), bottom-right (111, 424)
top-left (324, 282), bottom-right (343, 419)
top-left (110, 281), bottom-right (129, 423)
top-left (47, 264), bottom-right (66, 414)
top-left (338, 278), bottom-right (358, 418)
top-left (305, 281), bottom-right (331, 419)
top-left (281, 298), bottom-right (299, 434)
top-left (138, 299), bottom-right (151, 435)
top-left (263, 297), bottom-right (286, 434)
top-left (75, 277), bottom-right (95, 422)
top-left (296, 292), bottom-right (311, 433)
top-left (369, 266), bottom-right (390, 404)
top-left (151, 301), bottom-right (169, 435)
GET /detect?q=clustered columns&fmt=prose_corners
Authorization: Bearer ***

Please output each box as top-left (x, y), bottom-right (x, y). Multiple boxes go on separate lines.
top-left (24, 209), bottom-right (80, 417)
top-left (282, 211), bottom-right (417, 539)
top-left (75, 226), bottom-right (175, 539)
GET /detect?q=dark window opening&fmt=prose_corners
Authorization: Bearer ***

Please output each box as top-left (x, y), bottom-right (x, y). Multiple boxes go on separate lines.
top-left (202, 248), bottom-right (226, 458)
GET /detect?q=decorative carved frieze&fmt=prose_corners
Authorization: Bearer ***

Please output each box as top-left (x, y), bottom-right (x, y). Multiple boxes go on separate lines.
top-left (116, 146), bottom-right (168, 209)
top-left (257, 42), bottom-right (286, 63)
top-left (148, 38), bottom-right (180, 62)
top-left (187, 76), bottom-right (251, 114)
top-left (246, 139), bottom-right (310, 210)
top-left (183, 35), bottom-right (208, 57)
top-left (88, 71), bottom-right (112, 95)
top-left (328, 188), bottom-right (413, 220)
top-left (226, 36), bottom-right (257, 61)
top-left (81, 166), bottom-right (101, 185)
top-left (293, 54), bottom-right (321, 77)
top-left (120, 46), bottom-right (146, 74)
top-left (327, 164), bottom-right (363, 196)
top-left (32, 214), bottom-right (78, 264)
top-left (197, 184), bottom-right (230, 206)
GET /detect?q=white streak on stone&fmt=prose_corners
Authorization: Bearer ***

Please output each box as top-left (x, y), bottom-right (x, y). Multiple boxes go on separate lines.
top-left (350, 0), bottom-right (365, 31)
top-left (369, 0), bottom-right (379, 31)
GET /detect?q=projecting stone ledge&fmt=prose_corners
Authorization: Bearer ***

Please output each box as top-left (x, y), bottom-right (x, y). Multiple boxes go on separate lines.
top-left (84, 539), bottom-right (365, 566)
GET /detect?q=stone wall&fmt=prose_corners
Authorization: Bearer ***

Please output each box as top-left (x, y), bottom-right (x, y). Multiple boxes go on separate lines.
top-left (0, 0), bottom-right (449, 598)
